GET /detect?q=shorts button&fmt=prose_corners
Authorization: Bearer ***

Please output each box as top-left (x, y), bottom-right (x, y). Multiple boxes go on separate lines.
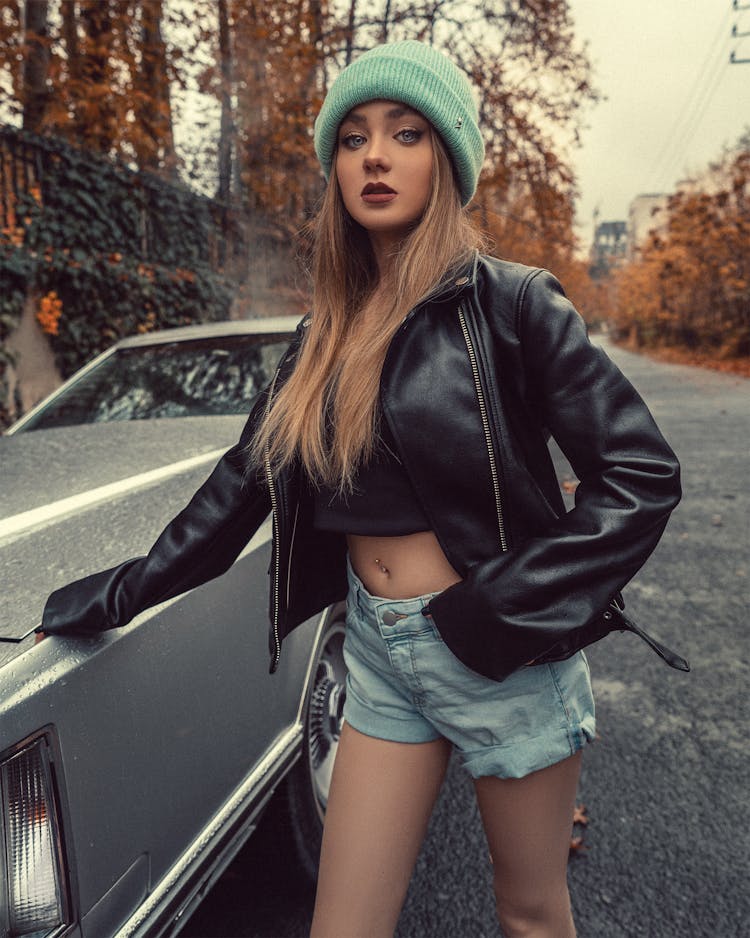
top-left (382, 611), bottom-right (401, 626)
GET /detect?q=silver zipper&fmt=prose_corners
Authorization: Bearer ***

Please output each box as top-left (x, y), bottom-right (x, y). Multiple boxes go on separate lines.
top-left (458, 303), bottom-right (508, 552)
top-left (264, 362), bottom-right (284, 670)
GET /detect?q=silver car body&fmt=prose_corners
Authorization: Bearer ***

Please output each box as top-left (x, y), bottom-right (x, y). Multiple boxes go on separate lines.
top-left (0, 319), bottom-right (342, 937)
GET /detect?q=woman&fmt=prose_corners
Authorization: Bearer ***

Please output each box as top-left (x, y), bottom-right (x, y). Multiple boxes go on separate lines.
top-left (40, 41), bottom-right (687, 938)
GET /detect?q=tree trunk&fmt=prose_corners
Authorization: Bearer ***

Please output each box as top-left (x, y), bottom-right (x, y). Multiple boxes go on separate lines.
top-left (217, 0), bottom-right (234, 206)
top-left (380, 0), bottom-right (392, 43)
top-left (344, 0), bottom-right (357, 66)
top-left (60, 0), bottom-right (81, 135)
top-left (234, 0), bottom-right (267, 218)
top-left (216, 0), bottom-right (234, 268)
top-left (22, 0), bottom-right (49, 133)
top-left (79, 0), bottom-right (115, 153)
top-left (137, 0), bottom-right (178, 176)
top-left (302, 0), bottom-right (325, 211)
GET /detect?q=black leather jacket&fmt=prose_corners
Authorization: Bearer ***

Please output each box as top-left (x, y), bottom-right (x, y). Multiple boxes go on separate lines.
top-left (41, 255), bottom-right (689, 681)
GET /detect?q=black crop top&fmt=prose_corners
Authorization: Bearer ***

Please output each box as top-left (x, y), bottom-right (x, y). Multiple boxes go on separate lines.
top-left (312, 420), bottom-right (430, 536)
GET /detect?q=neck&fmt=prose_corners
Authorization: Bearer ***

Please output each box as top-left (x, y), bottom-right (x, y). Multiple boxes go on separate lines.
top-left (368, 231), bottom-right (401, 279)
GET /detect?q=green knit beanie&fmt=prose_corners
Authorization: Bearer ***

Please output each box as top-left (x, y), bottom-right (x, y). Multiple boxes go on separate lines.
top-left (314, 40), bottom-right (484, 206)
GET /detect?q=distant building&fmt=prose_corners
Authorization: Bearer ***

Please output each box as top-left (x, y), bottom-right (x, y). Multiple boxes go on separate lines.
top-left (589, 220), bottom-right (627, 278)
top-left (627, 193), bottom-right (669, 259)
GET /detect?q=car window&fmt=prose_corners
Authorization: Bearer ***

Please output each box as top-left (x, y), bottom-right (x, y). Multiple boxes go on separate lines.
top-left (18, 334), bottom-right (291, 429)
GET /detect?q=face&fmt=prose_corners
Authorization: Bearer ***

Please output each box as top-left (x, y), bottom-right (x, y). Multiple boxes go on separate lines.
top-left (335, 100), bottom-right (433, 251)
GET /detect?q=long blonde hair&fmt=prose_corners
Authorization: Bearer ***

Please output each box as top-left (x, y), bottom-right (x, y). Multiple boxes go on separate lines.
top-left (250, 129), bottom-right (484, 492)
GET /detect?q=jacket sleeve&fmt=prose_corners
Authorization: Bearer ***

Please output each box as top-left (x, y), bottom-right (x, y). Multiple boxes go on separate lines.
top-left (427, 269), bottom-right (682, 679)
top-left (40, 384), bottom-right (273, 637)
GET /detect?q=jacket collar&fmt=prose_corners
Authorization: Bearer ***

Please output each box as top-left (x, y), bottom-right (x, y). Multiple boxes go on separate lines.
top-left (302, 251), bottom-right (482, 331)
top-left (413, 249), bottom-right (480, 310)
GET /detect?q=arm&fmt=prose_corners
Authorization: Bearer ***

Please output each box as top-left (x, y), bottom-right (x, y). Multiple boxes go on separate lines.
top-left (39, 398), bottom-right (272, 636)
top-left (428, 270), bottom-right (681, 678)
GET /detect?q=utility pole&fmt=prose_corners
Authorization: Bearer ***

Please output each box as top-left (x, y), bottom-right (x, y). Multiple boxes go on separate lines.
top-left (731, 0), bottom-right (750, 62)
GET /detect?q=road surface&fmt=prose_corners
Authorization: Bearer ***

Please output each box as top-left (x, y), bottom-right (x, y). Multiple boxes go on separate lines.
top-left (182, 339), bottom-right (749, 938)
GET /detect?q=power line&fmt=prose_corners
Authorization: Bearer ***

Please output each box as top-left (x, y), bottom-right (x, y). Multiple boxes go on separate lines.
top-left (646, 5), bottom-right (732, 191)
top-left (730, 12), bottom-right (750, 62)
top-left (654, 42), bottom-right (729, 190)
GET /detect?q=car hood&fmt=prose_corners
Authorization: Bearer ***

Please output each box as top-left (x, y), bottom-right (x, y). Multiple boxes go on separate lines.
top-left (0, 416), bottom-right (246, 665)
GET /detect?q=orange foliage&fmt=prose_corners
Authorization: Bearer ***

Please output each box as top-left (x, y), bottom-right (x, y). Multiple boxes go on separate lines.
top-left (0, 0), bottom-right (179, 175)
top-left (635, 344), bottom-right (750, 379)
top-left (136, 309), bottom-right (158, 334)
top-left (1, 225), bottom-right (25, 247)
top-left (1, 1), bottom-right (597, 305)
top-left (37, 290), bottom-right (63, 335)
top-left (477, 181), bottom-right (610, 327)
top-left (613, 145), bottom-right (750, 360)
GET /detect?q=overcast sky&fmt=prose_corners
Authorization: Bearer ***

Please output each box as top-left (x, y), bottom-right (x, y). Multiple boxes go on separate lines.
top-left (567, 0), bottom-right (749, 246)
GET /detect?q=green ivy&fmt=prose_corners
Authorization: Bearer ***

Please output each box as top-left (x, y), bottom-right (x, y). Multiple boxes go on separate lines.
top-left (0, 126), bottom-right (234, 427)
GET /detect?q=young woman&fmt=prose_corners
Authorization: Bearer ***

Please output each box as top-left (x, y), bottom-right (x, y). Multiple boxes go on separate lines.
top-left (39, 41), bottom-right (687, 938)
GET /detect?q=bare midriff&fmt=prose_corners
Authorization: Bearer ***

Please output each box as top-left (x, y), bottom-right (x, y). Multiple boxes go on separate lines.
top-left (346, 530), bottom-right (462, 600)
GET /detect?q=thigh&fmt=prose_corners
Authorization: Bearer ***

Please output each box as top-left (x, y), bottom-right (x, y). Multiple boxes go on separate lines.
top-left (473, 751), bottom-right (582, 906)
top-left (310, 721), bottom-right (452, 938)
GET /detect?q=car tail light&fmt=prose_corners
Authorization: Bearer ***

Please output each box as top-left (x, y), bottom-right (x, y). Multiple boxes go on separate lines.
top-left (1, 734), bottom-right (69, 936)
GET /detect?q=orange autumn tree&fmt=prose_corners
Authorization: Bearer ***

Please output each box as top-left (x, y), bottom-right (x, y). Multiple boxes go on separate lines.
top-left (0, 0), bottom-right (181, 175)
top-left (2, 1), bottom-right (600, 311)
top-left (197, 0), bottom-right (598, 308)
top-left (197, 0), bottom-right (326, 234)
top-left (614, 138), bottom-right (750, 358)
top-left (1, 1), bottom-right (598, 267)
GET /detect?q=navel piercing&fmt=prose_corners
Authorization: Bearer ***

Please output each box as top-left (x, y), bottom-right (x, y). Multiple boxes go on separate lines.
top-left (374, 558), bottom-right (389, 575)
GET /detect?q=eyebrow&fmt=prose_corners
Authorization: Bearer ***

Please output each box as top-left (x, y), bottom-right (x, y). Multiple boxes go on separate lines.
top-left (343, 105), bottom-right (422, 125)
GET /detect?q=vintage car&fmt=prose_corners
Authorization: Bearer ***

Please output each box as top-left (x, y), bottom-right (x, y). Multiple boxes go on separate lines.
top-left (0, 319), bottom-right (347, 937)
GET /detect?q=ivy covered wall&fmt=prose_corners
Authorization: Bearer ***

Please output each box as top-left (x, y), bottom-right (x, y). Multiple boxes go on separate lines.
top-left (0, 126), bottom-right (235, 427)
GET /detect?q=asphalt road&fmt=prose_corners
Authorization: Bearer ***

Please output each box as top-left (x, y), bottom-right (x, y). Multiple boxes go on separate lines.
top-left (182, 339), bottom-right (749, 938)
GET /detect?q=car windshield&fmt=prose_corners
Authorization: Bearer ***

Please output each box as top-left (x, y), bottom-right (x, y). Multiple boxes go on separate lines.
top-left (18, 333), bottom-right (291, 430)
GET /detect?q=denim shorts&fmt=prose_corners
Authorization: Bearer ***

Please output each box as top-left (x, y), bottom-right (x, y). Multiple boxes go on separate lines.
top-left (342, 559), bottom-right (596, 779)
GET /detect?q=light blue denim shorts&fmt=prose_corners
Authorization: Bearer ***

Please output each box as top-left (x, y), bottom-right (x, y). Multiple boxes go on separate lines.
top-left (342, 559), bottom-right (596, 779)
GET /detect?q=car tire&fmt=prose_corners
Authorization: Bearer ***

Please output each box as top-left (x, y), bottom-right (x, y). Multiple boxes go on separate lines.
top-left (284, 606), bottom-right (347, 884)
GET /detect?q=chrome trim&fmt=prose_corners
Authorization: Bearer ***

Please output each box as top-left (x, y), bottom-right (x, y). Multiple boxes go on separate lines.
top-left (294, 612), bottom-right (327, 727)
top-left (113, 726), bottom-right (302, 938)
top-left (113, 317), bottom-right (300, 348)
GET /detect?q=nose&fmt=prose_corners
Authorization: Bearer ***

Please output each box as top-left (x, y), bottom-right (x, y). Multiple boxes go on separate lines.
top-left (362, 135), bottom-right (391, 173)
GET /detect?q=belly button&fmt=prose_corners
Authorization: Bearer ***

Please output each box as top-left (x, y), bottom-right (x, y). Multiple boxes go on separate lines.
top-left (374, 557), bottom-right (390, 575)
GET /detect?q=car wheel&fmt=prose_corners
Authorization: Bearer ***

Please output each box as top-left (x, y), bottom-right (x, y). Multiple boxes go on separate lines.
top-left (284, 607), bottom-right (347, 883)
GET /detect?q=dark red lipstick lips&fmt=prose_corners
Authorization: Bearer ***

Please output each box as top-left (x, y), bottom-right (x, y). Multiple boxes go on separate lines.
top-left (361, 182), bottom-right (397, 204)
top-left (362, 183), bottom-right (396, 194)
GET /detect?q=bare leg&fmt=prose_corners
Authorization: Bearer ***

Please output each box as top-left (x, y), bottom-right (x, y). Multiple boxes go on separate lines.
top-left (473, 751), bottom-right (582, 938)
top-left (310, 722), bottom-right (451, 938)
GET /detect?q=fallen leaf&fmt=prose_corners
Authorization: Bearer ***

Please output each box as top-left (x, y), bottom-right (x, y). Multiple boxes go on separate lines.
top-left (562, 478), bottom-right (579, 494)
top-left (573, 804), bottom-right (588, 826)
top-left (569, 835), bottom-right (587, 855)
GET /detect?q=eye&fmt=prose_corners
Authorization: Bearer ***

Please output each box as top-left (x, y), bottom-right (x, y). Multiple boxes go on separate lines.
top-left (396, 127), bottom-right (423, 144)
top-left (341, 132), bottom-right (366, 150)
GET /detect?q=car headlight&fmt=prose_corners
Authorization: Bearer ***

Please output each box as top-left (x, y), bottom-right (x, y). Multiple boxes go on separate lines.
top-left (1, 732), bottom-right (70, 936)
